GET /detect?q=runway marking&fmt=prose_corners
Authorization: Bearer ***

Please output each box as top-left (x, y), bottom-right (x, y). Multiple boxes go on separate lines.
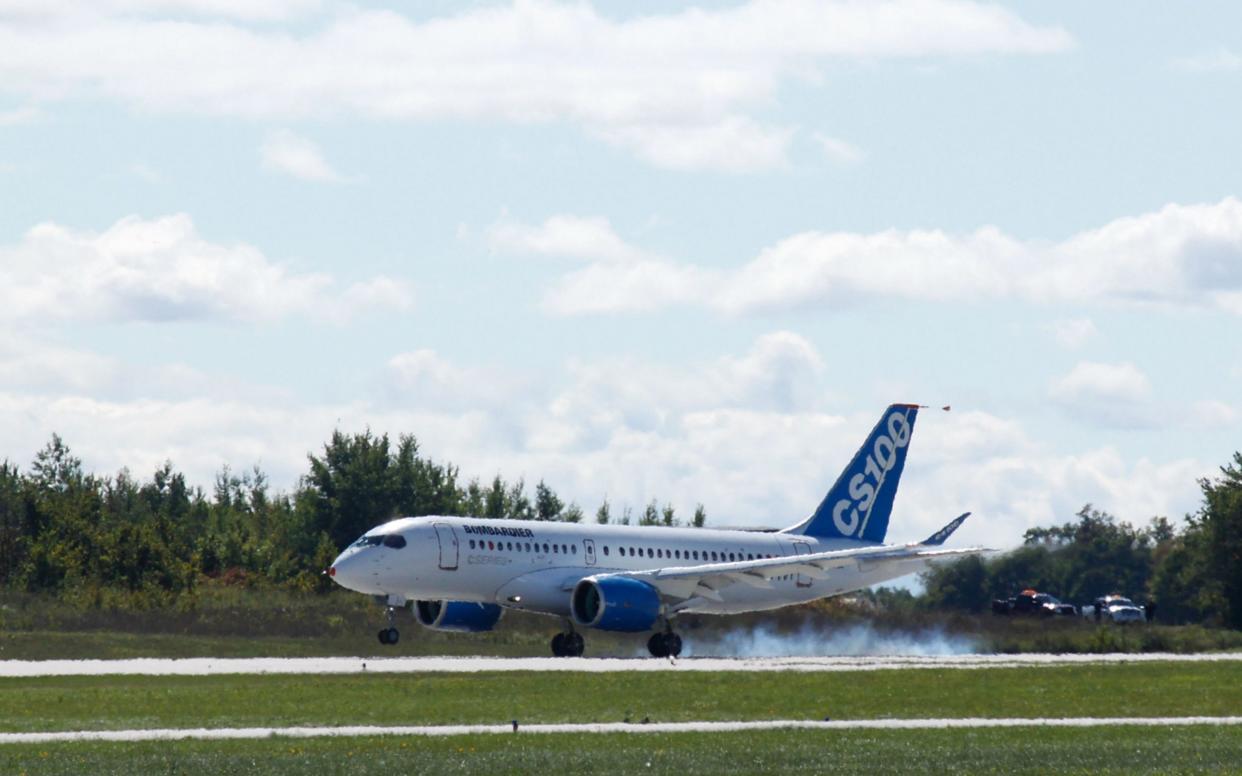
top-left (4, 717), bottom-right (1242, 744)
top-left (3, 653), bottom-right (1242, 677)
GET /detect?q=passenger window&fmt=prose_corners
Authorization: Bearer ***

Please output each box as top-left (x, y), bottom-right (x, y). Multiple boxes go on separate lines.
top-left (674, 550), bottom-right (681, 559)
top-left (711, 551), bottom-right (718, 561)
top-left (488, 541), bottom-right (494, 550)
top-left (469, 540), bottom-right (476, 550)
top-left (647, 548), bottom-right (654, 558)
top-left (543, 543), bottom-right (550, 553)
top-left (656, 549), bottom-right (663, 559)
top-left (629, 547), bottom-right (635, 557)
top-left (603, 546), bottom-right (609, 556)
top-left (553, 544), bottom-right (559, 553)
top-left (506, 542), bottom-right (513, 551)
top-left (562, 544), bottom-right (569, 554)
top-left (729, 552), bottom-right (736, 562)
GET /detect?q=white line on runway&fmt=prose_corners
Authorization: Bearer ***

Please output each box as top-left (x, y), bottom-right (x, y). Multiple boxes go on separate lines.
top-left (4, 717), bottom-right (1242, 744)
top-left (3, 653), bottom-right (1242, 677)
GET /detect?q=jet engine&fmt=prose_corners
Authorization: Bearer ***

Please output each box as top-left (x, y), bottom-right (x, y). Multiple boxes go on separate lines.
top-left (414, 600), bottom-right (503, 632)
top-left (570, 576), bottom-right (661, 632)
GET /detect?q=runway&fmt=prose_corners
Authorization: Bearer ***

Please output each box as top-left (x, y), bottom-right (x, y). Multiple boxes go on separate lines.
top-left (3, 716), bottom-right (1240, 744)
top-left (3, 652), bottom-right (1241, 677)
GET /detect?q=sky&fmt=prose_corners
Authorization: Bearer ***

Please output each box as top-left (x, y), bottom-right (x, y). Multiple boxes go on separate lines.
top-left (2, 0), bottom-right (1241, 550)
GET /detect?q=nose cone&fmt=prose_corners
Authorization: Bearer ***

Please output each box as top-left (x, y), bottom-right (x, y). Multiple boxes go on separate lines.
top-left (329, 548), bottom-right (373, 594)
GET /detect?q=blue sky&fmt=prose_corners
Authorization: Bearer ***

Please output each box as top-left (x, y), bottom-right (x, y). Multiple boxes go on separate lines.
top-left (2, 0), bottom-right (1240, 548)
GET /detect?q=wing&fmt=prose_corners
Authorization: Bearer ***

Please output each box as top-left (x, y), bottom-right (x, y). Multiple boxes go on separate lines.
top-left (605, 513), bottom-right (984, 611)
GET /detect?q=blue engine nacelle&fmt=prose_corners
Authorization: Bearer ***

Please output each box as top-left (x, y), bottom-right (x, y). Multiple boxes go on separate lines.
top-left (414, 600), bottom-right (503, 632)
top-left (571, 576), bottom-right (662, 632)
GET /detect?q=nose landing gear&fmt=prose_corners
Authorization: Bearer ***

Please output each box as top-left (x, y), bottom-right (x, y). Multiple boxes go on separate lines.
top-left (377, 604), bottom-right (400, 646)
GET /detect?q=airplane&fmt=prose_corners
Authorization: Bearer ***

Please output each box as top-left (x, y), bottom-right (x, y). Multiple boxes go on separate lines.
top-left (328, 403), bottom-right (984, 657)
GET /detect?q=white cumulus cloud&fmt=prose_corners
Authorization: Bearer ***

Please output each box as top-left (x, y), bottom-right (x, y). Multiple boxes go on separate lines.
top-left (1172, 47), bottom-right (1242, 73)
top-left (0, 332), bottom-right (1217, 550)
top-left (1048, 361), bottom-right (1156, 429)
top-left (0, 0), bottom-right (1071, 171)
top-left (524, 198), bottom-right (1242, 316)
top-left (813, 133), bottom-right (866, 165)
top-left (0, 213), bottom-right (411, 324)
top-left (260, 129), bottom-right (346, 182)
top-left (1048, 317), bottom-right (1098, 349)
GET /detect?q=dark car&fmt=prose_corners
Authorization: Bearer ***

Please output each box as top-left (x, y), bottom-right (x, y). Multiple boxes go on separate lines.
top-left (992, 588), bottom-right (1077, 617)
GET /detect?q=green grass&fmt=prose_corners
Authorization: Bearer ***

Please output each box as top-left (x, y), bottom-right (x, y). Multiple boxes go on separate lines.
top-left (2, 663), bottom-right (1240, 734)
top-left (4, 727), bottom-right (1242, 775)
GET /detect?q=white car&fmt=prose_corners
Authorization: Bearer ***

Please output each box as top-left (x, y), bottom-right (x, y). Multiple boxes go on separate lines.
top-left (1092, 595), bottom-right (1146, 623)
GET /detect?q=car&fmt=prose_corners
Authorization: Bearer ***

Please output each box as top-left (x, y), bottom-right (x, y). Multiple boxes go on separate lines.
top-left (1090, 595), bottom-right (1146, 624)
top-left (992, 588), bottom-right (1077, 617)
top-left (1034, 592), bottom-right (1078, 617)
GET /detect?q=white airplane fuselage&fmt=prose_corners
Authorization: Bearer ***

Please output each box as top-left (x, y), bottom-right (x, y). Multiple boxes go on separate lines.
top-left (330, 515), bottom-right (930, 617)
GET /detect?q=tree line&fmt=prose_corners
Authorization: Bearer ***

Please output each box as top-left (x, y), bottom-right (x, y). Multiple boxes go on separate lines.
top-left (0, 430), bottom-right (705, 604)
top-left (922, 452), bottom-right (1242, 630)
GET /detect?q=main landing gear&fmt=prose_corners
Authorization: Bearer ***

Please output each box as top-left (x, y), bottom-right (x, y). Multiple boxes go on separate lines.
top-left (377, 604), bottom-right (400, 646)
top-left (647, 627), bottom-right (683, 658)
top-left (550, 625), bottom-right (585, 657)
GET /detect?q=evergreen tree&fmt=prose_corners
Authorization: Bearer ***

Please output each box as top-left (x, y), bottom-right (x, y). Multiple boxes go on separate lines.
top-left (692, 503), bottom-right (707, 528)
top-left (639, 499), bottom-right (660, 526)
top-left (534, 480), bottom-right (564, 521)
top-left (1199, 453), bottom-right (1242, 628)
top-left (661, 502), bottom-right (677, 527)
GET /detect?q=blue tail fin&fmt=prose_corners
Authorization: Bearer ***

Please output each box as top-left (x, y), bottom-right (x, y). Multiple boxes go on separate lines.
top-left (786, 404), bottom-right (920, 543)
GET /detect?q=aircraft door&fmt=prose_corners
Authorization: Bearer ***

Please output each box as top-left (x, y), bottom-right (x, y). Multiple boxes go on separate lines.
top-left (434, 523), bottom-right (459, 570)
top-left (583, 539), bottom-right (596, 567)
top-left (793, 541), bottom-right (812, 589)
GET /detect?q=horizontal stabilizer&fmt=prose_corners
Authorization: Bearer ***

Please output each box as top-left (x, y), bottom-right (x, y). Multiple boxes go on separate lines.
top-left (920, 512), bottom-right (971, 546)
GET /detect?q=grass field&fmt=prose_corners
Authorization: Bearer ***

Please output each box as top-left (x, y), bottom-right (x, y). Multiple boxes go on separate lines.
top-left (2, 663), bottom-right (1240, 733)
top-left (7, 588), bottom-right (1242, 661)
top-left (4, 727), bottom-right (1241, 775)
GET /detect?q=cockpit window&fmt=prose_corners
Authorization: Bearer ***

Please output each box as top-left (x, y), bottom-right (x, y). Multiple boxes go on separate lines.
top-left (352, 533), bottom-right (406, 549)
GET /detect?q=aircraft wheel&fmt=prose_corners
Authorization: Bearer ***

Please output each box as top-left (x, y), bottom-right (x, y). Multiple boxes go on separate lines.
top-left (377, 627), bottom-right (399, 645)
top-left (551, 632), bottom-right (567, 657)
top-left (666, 633), bottom-right (683, 657)
top-left (565, 632), bottom-right (585, 657)
top-left (647, 633), bottom-right (669, 658)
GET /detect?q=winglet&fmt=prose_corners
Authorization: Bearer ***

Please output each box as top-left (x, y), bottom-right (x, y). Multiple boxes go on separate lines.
top-left (920, 512), bottom-right (970, 546)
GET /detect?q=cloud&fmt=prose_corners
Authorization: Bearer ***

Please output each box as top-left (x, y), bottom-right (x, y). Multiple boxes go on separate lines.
top-left (525, 198), bottom-right (1242, 315)
top-left (1188, 399), bottom-right (1239, 430)
top-left (0, 0), bottom-right (320, 22)
top-left (128, 161), bottom-right (162, 182)
top-left (260, 129), bottom-right (346, 182)
top-left (813, 133), bottom-right (865, 165)
top-left (0, 0), bottom-right (1071, 171)
top-left (1047, 317), bottom-right (1098, 349)
top-left (1048, 361), bottom-right (1156, 429)
top-left (0, 105), bottom-right (41, 125)
top-left (487, 214), bottom-right (648, 263)
top-left (0, 213), bottom-right (411, 324)
top-left (1172, 48), bottom-right (1242, 73)
top-left (0, 333), bottom-right (1212, 551)
top-left (597, 118), bottom-right (796, 174)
